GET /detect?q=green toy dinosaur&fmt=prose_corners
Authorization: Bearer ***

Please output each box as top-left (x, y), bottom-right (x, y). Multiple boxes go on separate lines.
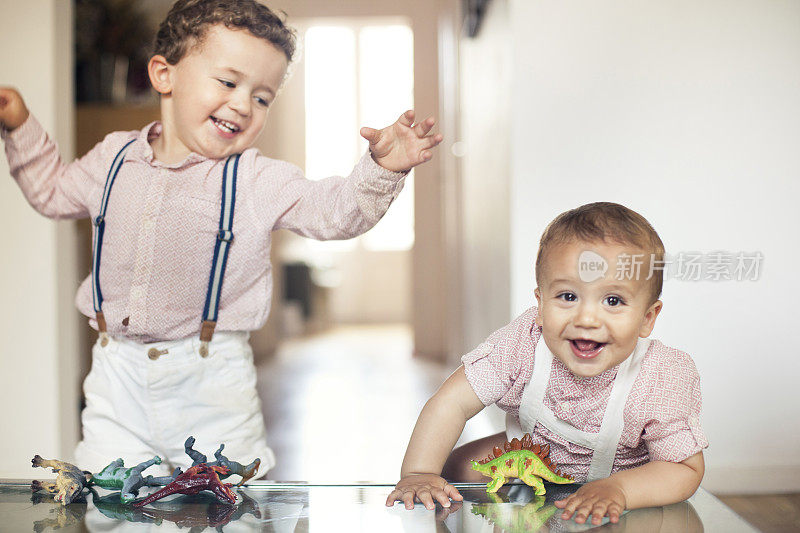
top-left (90, 456), bottom-right (178, 504)
top-left (470, 433), bottom-right (574, 494)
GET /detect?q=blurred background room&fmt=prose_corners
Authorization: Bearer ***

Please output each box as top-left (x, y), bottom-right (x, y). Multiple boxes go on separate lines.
top-left (1, 1), bottom-right (799, 530)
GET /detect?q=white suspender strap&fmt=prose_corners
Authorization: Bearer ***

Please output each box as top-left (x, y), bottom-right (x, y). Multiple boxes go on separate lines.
top-left (586, 338), bottom-right (651, 481)
top-left (91, 138), bottom-right (136, 333)
top-left (200, 153), bottom-right (239, 351)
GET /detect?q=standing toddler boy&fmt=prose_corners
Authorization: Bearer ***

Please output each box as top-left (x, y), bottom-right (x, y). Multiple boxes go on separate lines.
top-left (1, 0), bottom-right (442, 476)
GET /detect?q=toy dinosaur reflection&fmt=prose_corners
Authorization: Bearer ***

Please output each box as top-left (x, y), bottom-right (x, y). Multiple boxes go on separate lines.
top-left (471, 493), bottom-right (558, 532)
top-left (30, 492), bottom-right (87, 532)
top-left (91, 488), bottom-right (261, 527)
top-left (133, 464), bottom-right (236, 507)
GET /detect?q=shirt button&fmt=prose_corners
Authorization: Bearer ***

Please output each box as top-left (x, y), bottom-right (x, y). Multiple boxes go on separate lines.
top-left (131, 287), bottom-right (144, 300)
top-left (148, 348), bottom-right (161, 360)
top-left (143, 219), bottom-right (155, 231)
top-left (560, 402), bottom-right (571, 412)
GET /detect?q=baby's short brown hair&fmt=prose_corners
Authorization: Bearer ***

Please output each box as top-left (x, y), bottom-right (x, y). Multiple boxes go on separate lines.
top-left (536, 202), bottom-right (666, 302)
top-left (153, 0), bottom-right (296, 65)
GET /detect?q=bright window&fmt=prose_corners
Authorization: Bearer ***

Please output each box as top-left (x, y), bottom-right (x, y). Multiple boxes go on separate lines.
top-left (304, 21), bottom-right (414, 252)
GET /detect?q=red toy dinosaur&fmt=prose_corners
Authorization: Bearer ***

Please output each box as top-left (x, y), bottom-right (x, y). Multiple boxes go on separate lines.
top-left (133, 464), bottom-right (236, 507)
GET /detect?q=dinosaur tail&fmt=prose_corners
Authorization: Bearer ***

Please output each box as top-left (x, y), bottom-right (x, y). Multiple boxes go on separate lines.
top-left (133, 484), bottom-right (178, 507)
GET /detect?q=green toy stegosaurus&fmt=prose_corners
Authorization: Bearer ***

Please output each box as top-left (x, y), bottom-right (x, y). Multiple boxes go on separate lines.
top-left (470, 433), bottom-right (574, 494)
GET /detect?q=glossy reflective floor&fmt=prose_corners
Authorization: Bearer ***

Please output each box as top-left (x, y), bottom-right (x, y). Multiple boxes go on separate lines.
top-left (0, 481), bottom-right (757, 532)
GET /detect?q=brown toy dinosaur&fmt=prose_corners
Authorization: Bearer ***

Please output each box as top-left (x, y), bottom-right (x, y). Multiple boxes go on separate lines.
top-left (133, 464), bottom-right (236, 507)
top-left (30, 455), bottom-right (92, 505)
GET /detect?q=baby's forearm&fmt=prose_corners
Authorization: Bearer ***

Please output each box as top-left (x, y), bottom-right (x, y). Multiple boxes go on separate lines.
top-left (400, 366), bottom-right (485, 478)
top-left (611, 452), bottom-right (705, 509)
top-left (400, 395), bottom-right (468, 477)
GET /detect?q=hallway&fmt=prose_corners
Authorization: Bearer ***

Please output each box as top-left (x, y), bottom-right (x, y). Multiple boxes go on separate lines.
top-left (256, 325), bottom-right (500, 483)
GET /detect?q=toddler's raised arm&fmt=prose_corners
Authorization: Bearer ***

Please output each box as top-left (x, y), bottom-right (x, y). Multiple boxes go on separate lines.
top-left (267, 110), bottom-right (441, 241)
top-left (1, 87), bottom-right (122, 220)
top-left (385, 366), bottom-right (484, 510)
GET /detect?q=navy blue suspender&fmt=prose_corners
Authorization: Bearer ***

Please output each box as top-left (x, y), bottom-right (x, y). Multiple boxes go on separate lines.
top-left (92, 139), bottom-right (136, 335)
top-left (199, 153), bottom-right (239, 355)
top-left (91, 141), bottom-right (239, 352)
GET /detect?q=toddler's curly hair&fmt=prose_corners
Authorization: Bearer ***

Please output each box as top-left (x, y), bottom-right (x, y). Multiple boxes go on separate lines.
top-left (536, 202), bottom-right (666, 303)
top-left (153, 0), bottom-right (296, 65)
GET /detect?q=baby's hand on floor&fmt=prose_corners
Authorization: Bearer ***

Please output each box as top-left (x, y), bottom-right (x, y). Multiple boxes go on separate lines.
top-left (555, 478), bottom-right (627, 525)
top-left (360, 110), bottom-right (443, 172)
top-left (385, 473), bottom-right (462, 510)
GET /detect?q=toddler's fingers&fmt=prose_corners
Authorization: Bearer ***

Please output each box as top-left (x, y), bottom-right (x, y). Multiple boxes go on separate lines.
top-left (417, 489), bottom-right (436, 510)
top-left (360, 126), bottom-right (381, 145)
top-left (398, 110), bottom-right (415, 127)
top-left (385, 489), bottom-right (401, 506)
top-left (571, 500), bottom-right (598, 524)
top-left (420, 134), bottom-right (442, 151)
top-left (430, 487), bottom-right (451, 508)
top-left (559, 495), bottom-right (585, 520)
top-left (444, 483), bottom-right (463, 501)
top-left (607, 503), bottom-right (623, 523)
top-left (413, 116), bottom-right (435, 137)
top-left (590, 501), bottom-right (609, 525)
top-left (402, 491), bottom-right (416, 510)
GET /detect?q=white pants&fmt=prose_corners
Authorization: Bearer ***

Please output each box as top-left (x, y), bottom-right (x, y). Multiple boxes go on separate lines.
top-left (74, 332), bottom-right (275, 478)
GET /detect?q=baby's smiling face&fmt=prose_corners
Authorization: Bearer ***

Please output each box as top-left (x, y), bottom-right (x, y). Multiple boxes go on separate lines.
top-left (534, 239), bottom-right (663, 378)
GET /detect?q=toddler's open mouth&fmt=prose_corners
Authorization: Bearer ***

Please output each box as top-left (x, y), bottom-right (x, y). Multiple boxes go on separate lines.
top-left (210, 116), bottom-right (241, 136)
top-left (570, 339), bottom-right (606, 359)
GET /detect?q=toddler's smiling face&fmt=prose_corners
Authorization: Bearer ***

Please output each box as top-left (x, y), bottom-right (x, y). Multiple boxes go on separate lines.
top-left (152, 25), bottom-right (288, 162)
top-left (535, 239), bottom-right (663, 378)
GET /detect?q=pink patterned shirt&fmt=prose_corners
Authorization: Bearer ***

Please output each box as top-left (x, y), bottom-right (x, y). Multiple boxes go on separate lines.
top-left (3, 115), bottom-right (406, 342)
top-left (462, 307), bottom-right (708, 482)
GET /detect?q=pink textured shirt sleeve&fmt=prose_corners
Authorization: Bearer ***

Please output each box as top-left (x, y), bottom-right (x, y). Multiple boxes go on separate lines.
top-left (461, 308), bottom-right (539, 417)
top-left (264, 152), bottom-right (407, 240)
top-left (2, 114), bottom-right (133, 220)
top-left (633, 342), bottom-right (709, 462)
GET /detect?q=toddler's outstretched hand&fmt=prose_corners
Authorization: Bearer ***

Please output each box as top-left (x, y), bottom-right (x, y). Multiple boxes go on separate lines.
top-left (361, 110), bottom-right (443, 172)
top-left (555, 478), bottom-right (627, 525)
top-left (385, 473), bottom-right (462, 510)
top-left (0, 87), bottom-right (29, 131)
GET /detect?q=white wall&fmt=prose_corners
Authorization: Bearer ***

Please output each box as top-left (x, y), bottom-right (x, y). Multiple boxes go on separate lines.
top-left (507, 0), bottom-right (800, 493)
top-left (0, 0), bottom-right (78, 477)
top-left (457, 0), bottom-right (513, 356)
